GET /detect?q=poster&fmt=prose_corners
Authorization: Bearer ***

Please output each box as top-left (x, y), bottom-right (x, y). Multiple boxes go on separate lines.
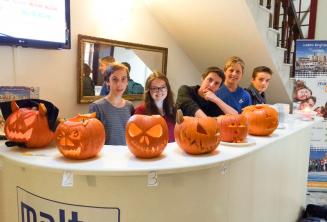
top-left (294, 40), bottom-right (327, 190)
top-left (0, 86), bottom-right (39, 135)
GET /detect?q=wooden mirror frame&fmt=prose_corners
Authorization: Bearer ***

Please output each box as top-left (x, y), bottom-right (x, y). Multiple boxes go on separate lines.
top-left (77, 34), bottom-right (168, 104)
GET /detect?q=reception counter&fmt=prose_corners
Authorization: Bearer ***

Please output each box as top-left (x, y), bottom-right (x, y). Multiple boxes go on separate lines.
top-left (0, 118), bottom-right (315, 222)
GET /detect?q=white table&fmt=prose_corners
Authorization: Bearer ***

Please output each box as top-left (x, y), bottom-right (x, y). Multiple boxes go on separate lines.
top-left (0, 117), bottom-right (315, 222)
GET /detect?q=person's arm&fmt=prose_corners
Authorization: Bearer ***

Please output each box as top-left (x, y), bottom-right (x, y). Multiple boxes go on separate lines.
top-left (176, 85), bottom-right (202, 117)
top-left (194, 109), bottom-right (208, 118)
top-left (203, 90), bottom-right (238, 114)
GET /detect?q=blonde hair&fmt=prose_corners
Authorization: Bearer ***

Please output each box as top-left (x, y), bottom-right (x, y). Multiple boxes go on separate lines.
top-left (99, 56), bottom-right (115, 66)
top-left (224, 56), bottom-right (245, 72)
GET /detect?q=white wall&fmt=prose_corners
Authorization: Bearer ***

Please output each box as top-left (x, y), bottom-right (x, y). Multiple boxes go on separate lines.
top-left (0, 0), bottom-right (199, 117)
top-left (315, 0), bottom-right (327, 39)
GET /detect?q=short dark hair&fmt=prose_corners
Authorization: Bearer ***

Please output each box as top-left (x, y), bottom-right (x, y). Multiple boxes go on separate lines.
top-left (307, 96), bottom-right (316, 104)
top-left (121, 62), bottom-right (131, 73)
top-left (252, 66), bottom-right (273, 79)
top-left (201, 66), bottom-right (225, 84)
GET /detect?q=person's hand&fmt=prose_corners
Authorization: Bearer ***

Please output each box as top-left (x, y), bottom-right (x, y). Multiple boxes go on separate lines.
top-left (203, 89), bottom-right (217, 102)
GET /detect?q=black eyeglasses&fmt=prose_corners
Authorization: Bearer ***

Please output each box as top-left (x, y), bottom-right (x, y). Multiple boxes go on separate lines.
top-left (150, 86), bottom-right (167, 93)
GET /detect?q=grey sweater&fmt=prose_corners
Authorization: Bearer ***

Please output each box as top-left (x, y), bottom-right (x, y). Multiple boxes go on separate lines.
top-left (89, 98), bottom-right (134, 145)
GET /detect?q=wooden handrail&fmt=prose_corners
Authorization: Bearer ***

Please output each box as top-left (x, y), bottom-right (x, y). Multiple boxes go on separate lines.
top-left (265, 0), bottom-right (305, 77)
top-left (259, 0), bottom-right (317, 77)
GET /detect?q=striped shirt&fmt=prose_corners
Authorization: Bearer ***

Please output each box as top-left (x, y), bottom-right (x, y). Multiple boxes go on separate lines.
top-left (89, 98), bottom-right (134, 145)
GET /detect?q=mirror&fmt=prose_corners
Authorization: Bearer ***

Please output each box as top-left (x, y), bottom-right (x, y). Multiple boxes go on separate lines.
top-left (77, 34), bottom-right (168, 103)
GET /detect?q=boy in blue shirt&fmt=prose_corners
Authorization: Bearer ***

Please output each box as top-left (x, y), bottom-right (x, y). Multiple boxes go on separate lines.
top-left (215, 56), bottom-right (251, 113)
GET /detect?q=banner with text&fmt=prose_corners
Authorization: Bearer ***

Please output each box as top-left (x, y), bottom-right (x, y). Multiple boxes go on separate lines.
top-left (294, 40), bottom-right (327, 190)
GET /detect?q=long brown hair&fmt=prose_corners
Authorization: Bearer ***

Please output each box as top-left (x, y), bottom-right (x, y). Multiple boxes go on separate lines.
top-left (144, 72), bottom-right (176, 122)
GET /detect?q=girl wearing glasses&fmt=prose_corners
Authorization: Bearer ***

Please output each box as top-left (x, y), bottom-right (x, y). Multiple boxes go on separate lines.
top-left (135, 72), bottom-right (176, 142)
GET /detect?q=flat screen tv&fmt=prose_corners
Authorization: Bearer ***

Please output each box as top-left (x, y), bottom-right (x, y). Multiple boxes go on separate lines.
top-left (0, 0), bottom-right (70, 49)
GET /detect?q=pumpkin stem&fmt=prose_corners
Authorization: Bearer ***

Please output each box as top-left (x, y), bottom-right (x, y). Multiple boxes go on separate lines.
top-left (78, 112), bottom-right (96, 119)
top-left (176, 109), bottom-right (184, 124)
top-left (38, 103), bottom-right (48, 116)
top-left (11, 101), bottom-right (19, 112)
top-left (82, 118), bottom-right (89, 126)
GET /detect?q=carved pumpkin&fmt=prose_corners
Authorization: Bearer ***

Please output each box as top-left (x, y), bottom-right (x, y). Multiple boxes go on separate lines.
top-left (4, 101), bottom-right (54, 148)
top-left (217, 114), bottom-right (248, 142)
top-left (242, 105), bottom-right (278, 136)
top-left (55, 113), bottom-right (105, 160)
top-left (126, 114), bottom-right (168, 158)
top-left (174, 110), bottom-right (220, 155)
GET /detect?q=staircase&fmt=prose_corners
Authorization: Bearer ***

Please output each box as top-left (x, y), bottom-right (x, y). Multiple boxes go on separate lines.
top-left (144, 0), bottom-right (313, 104)
top-left (246, 0), bottom-right (296, 103)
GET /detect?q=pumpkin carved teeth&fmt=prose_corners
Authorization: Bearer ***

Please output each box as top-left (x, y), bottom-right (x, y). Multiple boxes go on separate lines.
top-left (62, 147), bottom-right (81, 156)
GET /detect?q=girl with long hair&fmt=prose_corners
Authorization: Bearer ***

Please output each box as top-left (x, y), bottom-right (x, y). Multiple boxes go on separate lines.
top-left (135, 72), bottom-right (176, 142)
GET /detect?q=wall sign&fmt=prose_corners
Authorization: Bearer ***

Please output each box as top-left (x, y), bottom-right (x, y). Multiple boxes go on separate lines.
top-left (17, 186), bottom-right (120, 222)
top-left (295, 40), bottom-right (327, 190)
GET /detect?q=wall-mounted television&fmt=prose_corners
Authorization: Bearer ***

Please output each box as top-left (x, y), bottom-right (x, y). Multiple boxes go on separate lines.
top-left (0, 0), bottom-right (70, 49)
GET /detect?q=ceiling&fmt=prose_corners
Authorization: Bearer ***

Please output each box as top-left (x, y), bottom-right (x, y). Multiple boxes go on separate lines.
top-left (144, 0), bottom-right (292, 103)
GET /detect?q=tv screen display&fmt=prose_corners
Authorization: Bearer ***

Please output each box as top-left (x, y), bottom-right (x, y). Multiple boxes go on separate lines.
top-left (0, 0), bottom-right (70, 49)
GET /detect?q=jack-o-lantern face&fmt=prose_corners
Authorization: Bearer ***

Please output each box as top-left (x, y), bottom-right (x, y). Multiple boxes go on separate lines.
top-left (242, 105), bottom-right (278, 136)
top-left (174, 110), bottom-right (220, 155)
top-left (217, 114), bottom-right (248, 143)
top-left (4, 101), bottom-right (54, 148)
top-left (126, 115), bottom-right (168, 158)
top-left (55, 113), bottom-right (105, 160)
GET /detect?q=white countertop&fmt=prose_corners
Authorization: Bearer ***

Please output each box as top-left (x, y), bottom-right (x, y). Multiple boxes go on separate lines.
top-left (0, 117), bottom-right (316, 176)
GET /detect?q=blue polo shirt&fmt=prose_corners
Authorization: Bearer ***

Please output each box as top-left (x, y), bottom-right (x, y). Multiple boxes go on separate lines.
top-left (215, 84), bottom-right (252, 113)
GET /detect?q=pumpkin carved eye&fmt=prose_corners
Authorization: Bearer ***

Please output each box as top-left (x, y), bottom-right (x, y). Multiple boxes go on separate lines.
top-left (146, 124), bottom-right (163, 138)
top-left (196, 123), bottom-right (207, 135)
top-left (71, 129), bottom-right (80, 139)
top-left (128, 122), bottom-right (143, 137)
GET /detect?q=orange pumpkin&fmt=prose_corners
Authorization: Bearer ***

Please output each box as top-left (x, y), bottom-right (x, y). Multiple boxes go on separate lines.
top-left (126, 114), bottom-right (168, 158)
top-left (55, 113), bottom-right (105, 160)
top-left (174, 110), bottom-right (220, 155)
top-left (4, 101), bottom-right (54, 148)
top-left (242, 105), bottom-right (278, 136)
top-left (217, 114), bottom-right (248, 142)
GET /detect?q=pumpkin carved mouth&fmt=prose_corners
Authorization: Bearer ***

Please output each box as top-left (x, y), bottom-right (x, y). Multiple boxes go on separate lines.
top-left (60, 146), bottom-right (82, 157)
top-left (7, 128), bottom-right (33, 140)
top-left (127, 139), bottom-right (167, 155)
